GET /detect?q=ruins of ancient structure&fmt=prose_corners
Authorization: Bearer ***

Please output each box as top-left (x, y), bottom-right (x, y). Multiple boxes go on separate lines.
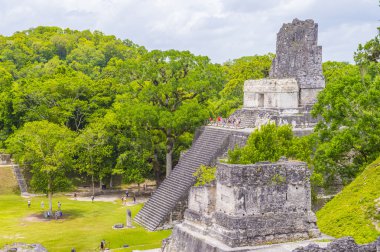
top-left (135, 18), bottom-right (325, 232)
top-left (232, 18), bottom-right (325, 136)
top-left (135, 127), bottom-right (249, 230)
top-left (293, 236), bottom-right (380, 252)
top-left (269, 19), bottom-right (325, 106)
top-left (164, 158), bottom-right (320, 251)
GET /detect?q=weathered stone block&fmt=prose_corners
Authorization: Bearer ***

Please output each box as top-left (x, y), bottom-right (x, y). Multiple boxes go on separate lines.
top-left (269, 19), bottom-right (325, 106)
top-left (216, 161), bottom-right (311, 216)
top-left (244, 78), bottom-right (299, 108)
top-left (188, 185), bottom-right (216, 216)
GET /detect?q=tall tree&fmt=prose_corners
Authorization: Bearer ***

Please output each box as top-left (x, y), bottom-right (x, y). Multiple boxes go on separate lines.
top-left (312, 60), bottom-right (380, 184)
top-left (114, 49), bottom-right (224, 178)
top-left (74, 121), bottom-right (113, 196)
top-left (6, 121), bottom-right (74, 213)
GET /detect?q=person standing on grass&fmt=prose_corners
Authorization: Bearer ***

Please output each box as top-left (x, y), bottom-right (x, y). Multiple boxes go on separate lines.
top-left (91, 195), bottom-right (95, 203)
top-left (27, 199), bottom-right (31, 208)
top-left (100, 240), bottom-right (105, 251)
top-left (58, 201), bottom-right (61, 210)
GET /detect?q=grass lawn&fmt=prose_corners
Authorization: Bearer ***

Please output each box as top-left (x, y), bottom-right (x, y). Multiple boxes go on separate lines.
top-left (317, 157), bottom-right (380, 243)
top-left (0, 193), bottom-right (171, 251)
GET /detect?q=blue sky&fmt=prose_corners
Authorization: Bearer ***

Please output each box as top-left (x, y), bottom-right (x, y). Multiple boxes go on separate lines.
top-left (0, 0), bottom-right (378, 63)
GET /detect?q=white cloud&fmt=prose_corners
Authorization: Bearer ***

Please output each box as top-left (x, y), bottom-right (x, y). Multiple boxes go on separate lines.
top-left (0, 0), bottom-right (378, 63)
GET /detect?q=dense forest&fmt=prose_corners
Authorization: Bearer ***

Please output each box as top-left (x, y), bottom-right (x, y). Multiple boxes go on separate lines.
top-left (0, 26), bottom-right (379, 208)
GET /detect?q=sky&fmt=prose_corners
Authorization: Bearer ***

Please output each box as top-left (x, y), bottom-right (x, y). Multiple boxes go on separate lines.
top-left (0, 0), bottom-right (378, 63)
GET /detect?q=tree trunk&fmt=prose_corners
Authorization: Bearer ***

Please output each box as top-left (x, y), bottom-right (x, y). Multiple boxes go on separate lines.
top-left (91, 174), bottom-right (95, 196)
top-left (153, 150), bottom-right (162, 186)
top-left (166, 135), bottom-right (174, 178)
top-left (48, 178), bottom-right (53, 214)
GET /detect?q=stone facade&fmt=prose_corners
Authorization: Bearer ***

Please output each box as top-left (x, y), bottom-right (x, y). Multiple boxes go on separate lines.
top-left (244, 19), bottom-right (325, 108)
top-left (229, 107), bottom-right (318, 132)
top-left (235, 19), bottom-right (325, 133)
top-left (243, 78), bottom-right (299, 109)
top-left (165, 159), bottom-right (320, 251)
top-left (269, 18), bottom-right (325, 106)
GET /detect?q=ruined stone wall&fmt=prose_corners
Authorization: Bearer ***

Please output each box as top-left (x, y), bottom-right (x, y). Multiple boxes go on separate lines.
top-left (244, 79), bottom-right (299, 108)
top-left (228, 107), bottom-right (319, 131)
top-left (210, 161), bottom-right (319, 247)
top-left (167, 159), bottom-right (320, 251)
top-left (269, 19), bottom-right (325, 105)
top-left (293, 236), bottom-right (380, 252)
top-left (188, 185), bottom-right (216, 216)
top-left (186, 185), bottom-right (216, 227)
top-left (215, 161), bottom-right (312, 216)
top-left (159, 194), bottom-right (189, 230)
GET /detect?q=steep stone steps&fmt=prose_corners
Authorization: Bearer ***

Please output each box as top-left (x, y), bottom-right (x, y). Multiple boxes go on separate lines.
top-left (135, 127), bottom-right (231, 230)
top-left (12, 164), bottom-right (28, 194)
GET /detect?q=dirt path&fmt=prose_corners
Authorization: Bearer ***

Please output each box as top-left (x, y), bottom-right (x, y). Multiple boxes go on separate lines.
top-left (71, 194), bottom-right (148, 205)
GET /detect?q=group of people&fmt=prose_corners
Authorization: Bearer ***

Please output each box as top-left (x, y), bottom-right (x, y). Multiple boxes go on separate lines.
top-left (121, 190), bottom-right (136, 206)
top-left (208, 116), bottom-right (241, 128)
top-left (29, 200), bottom-right (63, 219)
top-left (27, 199), bottom-right (61, 210)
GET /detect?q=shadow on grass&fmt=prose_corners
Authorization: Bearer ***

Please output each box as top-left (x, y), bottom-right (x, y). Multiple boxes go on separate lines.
top-left (26, 209), bottom-right (86, 222)
top-left (61, 209), bottom-right (86, 220)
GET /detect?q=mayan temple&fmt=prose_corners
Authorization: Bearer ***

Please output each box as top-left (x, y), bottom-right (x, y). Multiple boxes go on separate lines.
top-left (135, 19), bottom-right (326, 242)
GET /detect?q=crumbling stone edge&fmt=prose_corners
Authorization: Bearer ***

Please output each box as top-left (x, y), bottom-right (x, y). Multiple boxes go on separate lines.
top-left (292, 236), bottom-right (380, 252)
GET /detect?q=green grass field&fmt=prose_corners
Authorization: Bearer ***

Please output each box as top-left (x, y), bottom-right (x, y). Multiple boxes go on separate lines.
top-left (0, 192), bottom-right (171, 251)
top-left (317, 157), bottom-right (380, 243)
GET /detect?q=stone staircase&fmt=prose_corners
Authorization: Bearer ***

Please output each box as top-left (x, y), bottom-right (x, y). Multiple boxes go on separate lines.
top-left (12, 164), bottom-right (28, 194)
top-left (135, 127), bottom-right (232, 231)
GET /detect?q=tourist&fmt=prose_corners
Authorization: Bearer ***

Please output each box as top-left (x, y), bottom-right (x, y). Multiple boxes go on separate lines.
top-left (91, 195), bottom-right (95, 203)
top-left (27, 199), bottom-right (31, 208)
top-left (100, 240), bottom-right (106, 251)
top-left (217, 116), bottom-right (221, 126)
top-left (71, 248), bottom-right (76, 252)
top-left (40, 201), bottom-right (44, 209)
top-left (125, 190), bottom-right (129, 197)
top-left (57, 201), bottom-right (61, 210)
top-left (74, 192), bottom-right (77, 200)
top-left (133, 195), bottom-right (136, 204)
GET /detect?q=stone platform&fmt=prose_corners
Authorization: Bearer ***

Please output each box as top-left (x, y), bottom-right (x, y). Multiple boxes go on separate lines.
top-left (164, 160), bottom-right (321, 252)
top-left (164, 223), bottom-right (330, 252)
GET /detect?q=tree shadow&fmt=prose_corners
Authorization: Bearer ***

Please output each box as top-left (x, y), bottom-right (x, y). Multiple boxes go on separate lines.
top-left (27, 209), bottom-right (86, 222)
top-left (60, 209), bottom-right (86, 220)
